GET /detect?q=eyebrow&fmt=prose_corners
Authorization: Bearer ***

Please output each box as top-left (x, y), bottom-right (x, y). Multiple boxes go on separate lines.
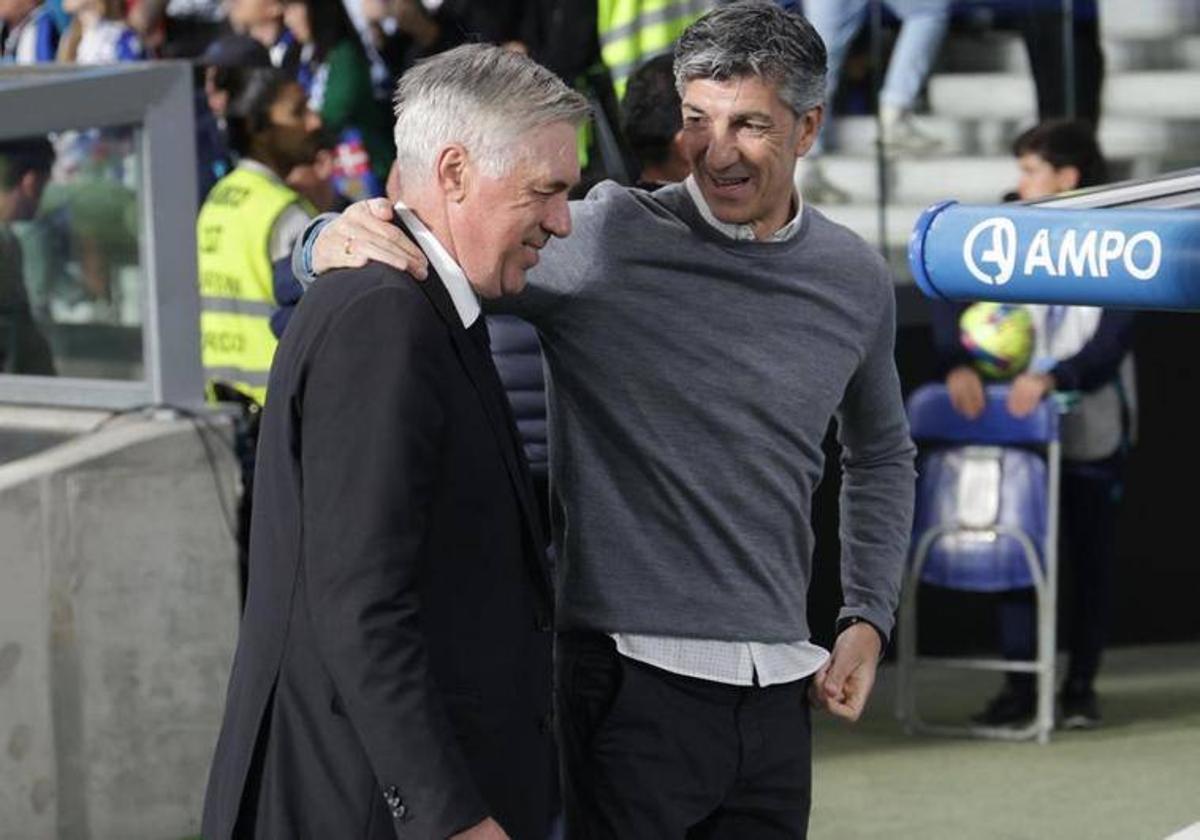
top-left (681, 102), bottom-right (774, 123)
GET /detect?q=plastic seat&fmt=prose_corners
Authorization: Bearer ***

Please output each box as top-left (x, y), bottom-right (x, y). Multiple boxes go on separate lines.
top-left (897, 383), bottom-right (1061, 743)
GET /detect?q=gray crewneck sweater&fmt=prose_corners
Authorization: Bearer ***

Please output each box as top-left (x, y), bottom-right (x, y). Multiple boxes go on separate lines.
top-left (500, 181), bottom-right (916, 642)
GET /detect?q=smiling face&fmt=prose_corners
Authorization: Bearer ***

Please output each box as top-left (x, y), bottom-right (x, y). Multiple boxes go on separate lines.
top-left (679, 75), bottom-right (820, 239)
top-left (446, 121), bottom-right (580, 298)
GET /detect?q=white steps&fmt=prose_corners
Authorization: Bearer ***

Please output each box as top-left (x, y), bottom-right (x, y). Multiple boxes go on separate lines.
top-left (805, 0), bottom-right (1200, 274)
top-left (827, 115), bottom-right (1200, 162)
top-left (928, 72), bottom-right (1200, 121)
top-left (814, 156), bottom-right (1014, 205)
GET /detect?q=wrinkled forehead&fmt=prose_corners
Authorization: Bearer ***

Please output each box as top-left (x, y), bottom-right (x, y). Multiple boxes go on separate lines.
top-left (681, 74), bottom-right (790, 114)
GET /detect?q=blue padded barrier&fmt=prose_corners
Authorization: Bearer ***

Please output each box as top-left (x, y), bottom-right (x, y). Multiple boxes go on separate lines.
top-left (908, 202), bottom-right (1200, 311)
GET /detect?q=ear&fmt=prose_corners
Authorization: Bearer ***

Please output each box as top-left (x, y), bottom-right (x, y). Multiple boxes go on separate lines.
top-left (435, 144), bottom-right (469, 203)
top-left (793, 105), bottom-right (824, 157)
top-left (1056, 164), bottom-right (1081, 192)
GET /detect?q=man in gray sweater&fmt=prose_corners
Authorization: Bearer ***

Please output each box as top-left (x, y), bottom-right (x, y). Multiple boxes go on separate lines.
top-left (293, 3), bottom-right (915, 837)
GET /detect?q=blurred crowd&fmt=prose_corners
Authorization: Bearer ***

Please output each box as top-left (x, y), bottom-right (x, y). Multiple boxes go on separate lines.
top-left (1, 0), bottom-right (1108, 205)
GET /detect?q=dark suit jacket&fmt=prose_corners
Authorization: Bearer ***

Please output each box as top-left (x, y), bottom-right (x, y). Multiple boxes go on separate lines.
top-left (201, 254), bottom-right (556, 839)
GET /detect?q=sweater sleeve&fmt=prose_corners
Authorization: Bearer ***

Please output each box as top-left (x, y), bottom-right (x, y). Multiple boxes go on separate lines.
top-left (833, 277), bottom-right (917, 642)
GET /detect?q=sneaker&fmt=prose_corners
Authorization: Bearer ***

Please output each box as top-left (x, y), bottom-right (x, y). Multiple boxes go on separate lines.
top-left (971, 684), bottom-right (1035, 726)
top-left (879, 105), bottom-right (943, 157)
top-left (798, 158), bottom-right (851, 205)
top-left (1061, 689), bottom-right (1101, 730)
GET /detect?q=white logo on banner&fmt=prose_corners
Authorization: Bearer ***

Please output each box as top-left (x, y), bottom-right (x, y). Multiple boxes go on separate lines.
top-left (962, 217), bottom-right (1017, 286)
top-left (962, 218), bottom-right (1162, 285)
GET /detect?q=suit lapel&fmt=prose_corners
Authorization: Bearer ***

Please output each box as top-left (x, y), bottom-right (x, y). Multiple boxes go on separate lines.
top-left (407, 247), bottom-right (553, 602)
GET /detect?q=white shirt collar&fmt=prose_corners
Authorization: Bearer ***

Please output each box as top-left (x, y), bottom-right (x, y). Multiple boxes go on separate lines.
top-left (684, 175), bottom-right (804, 242)
top-left (393, 201), bottom-right (481, 329)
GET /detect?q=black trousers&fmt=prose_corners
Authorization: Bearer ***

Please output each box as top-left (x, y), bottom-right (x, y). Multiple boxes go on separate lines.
top-left (555, 631), bottom-right (812, 840)
top-left (1017, 8), bottom-right (1105, 126)
top-left (1000, 457), bottom-right (1124, 692)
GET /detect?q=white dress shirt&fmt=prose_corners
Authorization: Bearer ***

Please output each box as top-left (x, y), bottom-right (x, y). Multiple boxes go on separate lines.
top-left (393, 201), bottom-right (481, 329)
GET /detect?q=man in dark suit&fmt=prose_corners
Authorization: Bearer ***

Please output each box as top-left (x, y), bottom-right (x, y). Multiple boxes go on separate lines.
top-left (201, 44), bottom-right (588, 840)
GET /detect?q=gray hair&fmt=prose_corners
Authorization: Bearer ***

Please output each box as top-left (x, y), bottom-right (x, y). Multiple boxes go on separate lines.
top-left (674, 1), bottom-right (827, 115)
top-left (393, 44), bottom-right (591, 181)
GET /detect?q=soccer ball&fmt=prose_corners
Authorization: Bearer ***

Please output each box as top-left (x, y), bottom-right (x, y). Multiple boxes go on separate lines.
top-left (959, 302), bottom-right (1034, 380)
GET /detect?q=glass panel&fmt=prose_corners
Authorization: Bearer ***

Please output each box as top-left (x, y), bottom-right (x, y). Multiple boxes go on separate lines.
top-left (0, 124), bottom-right (143, 381)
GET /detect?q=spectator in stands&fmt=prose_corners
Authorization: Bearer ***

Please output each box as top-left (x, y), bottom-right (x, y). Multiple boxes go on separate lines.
top-left (0, 137), bottom-right (57, 375)
top-left (509, 0), bottom-right (598, 84)
top-left (282, 0), bottom-right (394, 192)
top-left (198, 69), bottom-right (318, 600)
top-left (56, 0), bottom-right (144, 63)
top-left (195, 34), bottom-right (273, 201)
top-left (227, 0), bottom-right (297, 72)
top-left (359, 0), bottom-right (522, 79)
top-left (801, 0), bottom-right (951, 204)
top-left (130, 0), bottom-right (228, 59)
top-left (930, 119), bottom-right (1136, 730)
top-left (286, 128), bottom-right (352, 216)
top-left (1, 0), bottom-right (60, 62)
top-left (359, 0), bottom-right (441, 78)
top-left (200, 34), bottom-right (271, 122)
top-left (621, 52), bottom-right (689, 189)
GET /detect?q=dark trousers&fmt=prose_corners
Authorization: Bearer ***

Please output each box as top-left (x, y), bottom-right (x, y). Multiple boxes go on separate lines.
top-left (1000, 457), bottom-right (1124, 692)
top-left (555, 631), bottom-right (812, 840)
top-left (1018, 8), bottom-right (1105, 126)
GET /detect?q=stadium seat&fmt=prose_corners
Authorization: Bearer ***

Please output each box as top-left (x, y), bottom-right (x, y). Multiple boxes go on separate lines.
top-left (896, 383), bottom-right (1061, 743)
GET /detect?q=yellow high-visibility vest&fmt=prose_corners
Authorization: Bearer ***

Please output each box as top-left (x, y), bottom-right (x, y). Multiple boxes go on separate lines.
top-left (196, 165), bottom-right (303, 405)
top-left (597, 0), bottom-right (714, 98)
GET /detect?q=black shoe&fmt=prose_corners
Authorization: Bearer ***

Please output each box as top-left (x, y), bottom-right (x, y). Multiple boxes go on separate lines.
top-left (1061, 689), bottom-right (1101, 730)
top-left (972, 685), bottom-right (1035, 726)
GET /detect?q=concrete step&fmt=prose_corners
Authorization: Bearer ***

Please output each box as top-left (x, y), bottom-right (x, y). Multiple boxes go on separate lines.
top-left (1099, 0), bottom-right (1200, 39)
top-left (939, 34), bottom-right (1200, 75)
top-left (828, 115), bottom-right (1020, 158)
top-left (827, 114), bottom-right (1200, 162)
top-left (814, 156), bottom-right (1015, 205)
top-left (927, 73), bottom-right (1033, 119)
top-left (937, 34), bottom-right (1028, 75)
top-left (1106, 35), bottom-right (1200, 72)
top-left (928, 71), bottom-right (1200, 120)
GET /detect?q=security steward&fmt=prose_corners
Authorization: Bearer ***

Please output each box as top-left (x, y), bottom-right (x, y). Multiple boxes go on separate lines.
top-left (597, 0), bottom-right (712, 98)
top-left (196, 68), bottom-right (318, 602)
